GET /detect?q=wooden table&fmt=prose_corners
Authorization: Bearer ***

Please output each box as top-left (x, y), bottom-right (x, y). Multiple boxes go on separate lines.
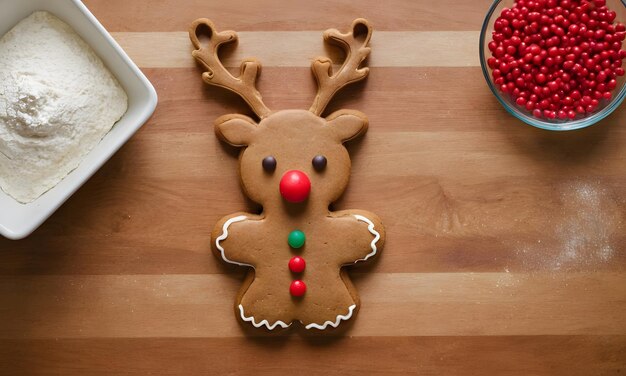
top-left (1, 0), bottom-right (625, 374)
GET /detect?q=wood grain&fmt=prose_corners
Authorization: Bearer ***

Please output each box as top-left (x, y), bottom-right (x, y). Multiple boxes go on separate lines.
top-left (82, 0), bottom-right (492, 32)
top-left (0, 273), bottom-right (624, 338)
top-left (1, 0), bottom-right (625, 374)
top-left (1, 336), bottom-right (624, 376)
top-left (111, 31), bottom-right (480, 68)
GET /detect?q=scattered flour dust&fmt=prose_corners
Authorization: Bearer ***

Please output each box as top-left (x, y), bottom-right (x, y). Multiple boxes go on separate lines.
top-left (0, 11), bottom-right (127, 203)
top-left (512, 181), bottom-right (623, 272)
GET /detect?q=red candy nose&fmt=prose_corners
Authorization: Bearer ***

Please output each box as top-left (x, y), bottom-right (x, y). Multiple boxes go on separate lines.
top-left (279, 170), bottom-right (311, 203)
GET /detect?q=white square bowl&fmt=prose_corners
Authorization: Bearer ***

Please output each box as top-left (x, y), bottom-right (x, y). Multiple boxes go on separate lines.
top-left (0, 0), bottom-right (157, 239)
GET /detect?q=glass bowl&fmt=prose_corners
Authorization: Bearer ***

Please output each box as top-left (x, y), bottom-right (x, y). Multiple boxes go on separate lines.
top-left (479, 0), bottom-right (626, 131)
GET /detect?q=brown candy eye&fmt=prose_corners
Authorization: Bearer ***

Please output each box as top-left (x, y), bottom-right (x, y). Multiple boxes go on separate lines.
top-left (312, 155), bottom-right (327, 171)
top-left (262, 156), bottom-right (277, 172)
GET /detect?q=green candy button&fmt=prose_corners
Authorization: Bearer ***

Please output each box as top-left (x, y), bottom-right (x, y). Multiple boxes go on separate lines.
top-left (288, 230), bottom-right (305, 249)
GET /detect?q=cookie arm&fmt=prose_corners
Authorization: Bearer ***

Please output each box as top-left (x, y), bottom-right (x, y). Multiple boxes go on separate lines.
top-left (331, 210), bottom-right (385, 265)
top-left (211, 213), bottom-right (263, 267)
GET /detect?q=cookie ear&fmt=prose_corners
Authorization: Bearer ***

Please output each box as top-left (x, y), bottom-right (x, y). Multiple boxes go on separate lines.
top-left (325, 110), bottom-right (368, 142)
top-left (215, 115), bottom-right (258, 146)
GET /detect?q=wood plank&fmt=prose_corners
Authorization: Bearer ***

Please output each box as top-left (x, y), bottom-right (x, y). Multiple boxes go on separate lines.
top-left (1, 336), bottom-right (624, 376)
top-left (111, 31), bottom-right (481, 68)
top-left (83, 0), bottom-right (492, 32)
top-left (0, 178), bottom-right (623, 275)
top-left (60, 132), bottom-right (626, 180)
top-left (0, 273), bottom-right (624, 338)
top-left (137, 67), bottom-right (626, 133)
top-left (0, 174), bottom-right (623, 275)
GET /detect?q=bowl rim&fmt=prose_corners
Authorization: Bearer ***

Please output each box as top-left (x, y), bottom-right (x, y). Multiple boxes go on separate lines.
top-left (479, 0), bottom-right (626, 131)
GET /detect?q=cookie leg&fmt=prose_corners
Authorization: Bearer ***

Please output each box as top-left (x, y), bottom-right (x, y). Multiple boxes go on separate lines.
top-left (237, 278), bottom-right (295, 330)
top-left (299, 274), bottom-right (359, 330)
top-left (302, 303), bottom-right (358, 330)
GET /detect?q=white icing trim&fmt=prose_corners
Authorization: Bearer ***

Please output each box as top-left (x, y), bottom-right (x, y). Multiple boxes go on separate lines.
top-left (238, 303), bottom-right (357, 331)
top-left (215, 215), bottom-right (252, 267)
top-left (353, 214), bottom-right (380, 262)
top-left (239, 304), bottom-right (291, 330)
top-left (305, 304), bottom-right (357, 330)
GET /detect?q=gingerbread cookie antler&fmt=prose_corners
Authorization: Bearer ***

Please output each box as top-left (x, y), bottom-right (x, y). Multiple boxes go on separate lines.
top-left (309, 18), bottom-right (373, 115)
top-left (189, 19), bottom-right (271, 118)
top-left (191, 19), bottom-right (384, 331)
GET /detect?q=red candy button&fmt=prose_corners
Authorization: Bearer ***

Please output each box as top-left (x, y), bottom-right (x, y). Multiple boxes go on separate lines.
top-left (289, 280), bottom-right (306, 297)
top-left (279, 170), bottom-right (311, 203)
top-left (288, 256), bottom-right (306, 273)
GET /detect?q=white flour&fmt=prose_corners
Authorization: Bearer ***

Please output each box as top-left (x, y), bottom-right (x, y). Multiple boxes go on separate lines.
top-left (511, 181), bottom-right (622, 273)
top-left (0, 11), bottom-right (127, 203)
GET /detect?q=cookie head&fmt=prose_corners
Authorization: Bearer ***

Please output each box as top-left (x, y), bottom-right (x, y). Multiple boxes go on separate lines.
top-left (215, 109), bottom-right (367, 207)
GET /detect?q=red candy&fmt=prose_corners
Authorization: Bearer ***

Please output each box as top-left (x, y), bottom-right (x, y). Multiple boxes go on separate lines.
top-left (279, 170), bottom-right (311, 203)
top-left (288, 256), bottom-right (306, 273)
top-left (488, 0), bottom-right (625, 120)
top-left (289, 280), bottom-right (306, 297)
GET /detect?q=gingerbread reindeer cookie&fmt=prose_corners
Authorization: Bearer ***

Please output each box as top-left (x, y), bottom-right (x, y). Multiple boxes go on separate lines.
top-left (190, 18), bottom-right (384, 330)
